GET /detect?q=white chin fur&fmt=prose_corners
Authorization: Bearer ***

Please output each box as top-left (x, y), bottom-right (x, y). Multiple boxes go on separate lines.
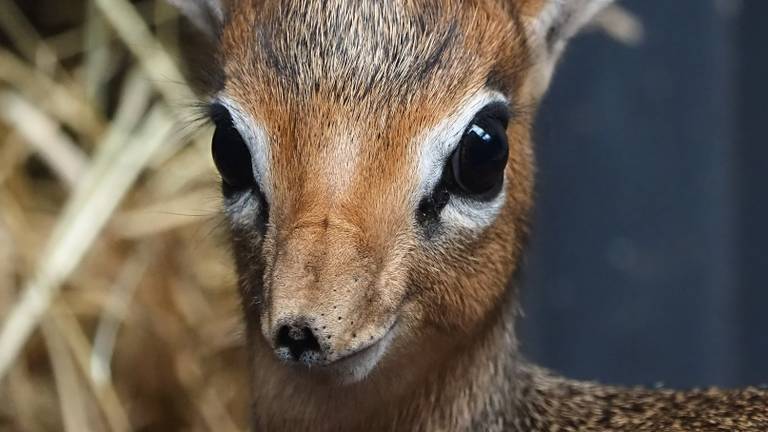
top-left (323, 325), bottom-right (397, 384)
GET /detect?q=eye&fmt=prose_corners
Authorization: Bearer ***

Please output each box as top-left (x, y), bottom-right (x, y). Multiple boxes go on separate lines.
top-left (449, 103), bottom-right (510, 197)
top-left (210, 104), bottom-right (256, 192)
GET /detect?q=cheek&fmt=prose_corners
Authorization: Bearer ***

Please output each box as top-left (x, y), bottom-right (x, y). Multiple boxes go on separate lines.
top-left (505, 120), bottom-right (535, 212)
top-left (231, 234), bottom-right (268, 321)
top-left (226, 197), bottom-right (274, 314)
top-left (405, 204), bottom-right (522, 334)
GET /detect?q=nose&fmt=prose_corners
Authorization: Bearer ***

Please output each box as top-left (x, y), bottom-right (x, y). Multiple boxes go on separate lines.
top-left (275, 320), bottom-right (322, 364)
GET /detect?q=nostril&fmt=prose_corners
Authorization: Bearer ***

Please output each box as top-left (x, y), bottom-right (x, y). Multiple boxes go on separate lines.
top-left (276, 324), bottom-right (322, 362)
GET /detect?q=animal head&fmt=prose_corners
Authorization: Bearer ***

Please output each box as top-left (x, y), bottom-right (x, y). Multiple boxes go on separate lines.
top-left (171, 0), bottom-right (610, 383)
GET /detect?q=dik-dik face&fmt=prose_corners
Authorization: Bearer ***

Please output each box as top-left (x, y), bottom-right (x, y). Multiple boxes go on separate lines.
top-left (172, 0), bottom-right (609, 383)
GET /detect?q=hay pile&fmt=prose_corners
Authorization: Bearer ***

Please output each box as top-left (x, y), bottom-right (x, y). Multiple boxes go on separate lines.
top-left (0, 1), bottom-right (248, 430)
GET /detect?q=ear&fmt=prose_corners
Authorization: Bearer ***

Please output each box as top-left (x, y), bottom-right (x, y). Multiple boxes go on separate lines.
top-left (165, 0), bottom-right (228, 94)
top-left (519, 0), bottom-right (614, 99)
top-left (166, 0), bottom-right (226, 38)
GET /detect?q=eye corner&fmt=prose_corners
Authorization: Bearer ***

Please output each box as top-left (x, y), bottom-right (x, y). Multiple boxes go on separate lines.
top-left (208, 102), bottom-right (231, 126)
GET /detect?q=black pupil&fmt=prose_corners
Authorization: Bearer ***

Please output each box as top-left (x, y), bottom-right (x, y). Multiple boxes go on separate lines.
top-left (451, 107), bottom-right (509, 196)
top-left (210, 105), bottom-right (255, 192)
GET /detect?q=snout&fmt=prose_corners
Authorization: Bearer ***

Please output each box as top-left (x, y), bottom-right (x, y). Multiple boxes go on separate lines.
top-left (258, 214), bottom-right (408, 380)
top-left (268, 314), bottom-right (395, 374)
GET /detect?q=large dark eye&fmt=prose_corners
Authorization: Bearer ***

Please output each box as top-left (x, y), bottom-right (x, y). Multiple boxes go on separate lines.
top-left (450, 103), bottom-right (510, 197)
top-left (210, 104), bottom-right (255, 191)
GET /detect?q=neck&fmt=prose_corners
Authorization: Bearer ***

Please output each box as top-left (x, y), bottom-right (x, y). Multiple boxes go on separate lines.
top-left (245, 290), bottom-right (534, 431)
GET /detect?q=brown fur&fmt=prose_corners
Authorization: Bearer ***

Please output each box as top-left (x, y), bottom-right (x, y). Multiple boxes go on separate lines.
top-left (176, 0), bottom-right (768, 430)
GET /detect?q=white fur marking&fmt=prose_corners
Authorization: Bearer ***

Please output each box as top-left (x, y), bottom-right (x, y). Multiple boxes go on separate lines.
top-left (224, 189), bottom-right (262, 227)
top-left (442, 182), bottom-right (507, 231)
top-left (333, 323), bottom-right (397, 383)
top-left (415, 89), bottom-right (509, 231)
top-left (217, 97), bottom-right (273, 202)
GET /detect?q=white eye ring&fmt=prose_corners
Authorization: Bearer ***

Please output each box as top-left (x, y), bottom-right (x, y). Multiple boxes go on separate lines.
top-left (415, 89), bottom-right (509, 199)
top-left (214, 96), bottom-right (274, 202)
top-left (414, 89), bottom-right (510, 231)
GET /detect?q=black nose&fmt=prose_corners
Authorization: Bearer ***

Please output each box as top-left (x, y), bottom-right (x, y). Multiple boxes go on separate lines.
top-left (276, 322), bottom-right (322, 362)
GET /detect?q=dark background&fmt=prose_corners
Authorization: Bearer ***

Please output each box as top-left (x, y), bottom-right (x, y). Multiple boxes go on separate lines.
top-left (520, 0), bottom-right (767, 388)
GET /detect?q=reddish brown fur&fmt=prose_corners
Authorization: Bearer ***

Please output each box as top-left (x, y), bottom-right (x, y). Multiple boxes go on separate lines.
top-left (222, 0), bottom-right (534, 363)
top-left (173, 0), bottom-right (768, 430)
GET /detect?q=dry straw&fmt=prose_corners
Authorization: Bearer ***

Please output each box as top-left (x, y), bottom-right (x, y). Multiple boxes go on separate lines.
top-left (0, 0), bottom-right (245, 430)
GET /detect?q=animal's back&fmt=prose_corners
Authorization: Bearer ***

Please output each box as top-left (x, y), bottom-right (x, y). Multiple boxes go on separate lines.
top-left (518, 367), bottom-right (768, 432)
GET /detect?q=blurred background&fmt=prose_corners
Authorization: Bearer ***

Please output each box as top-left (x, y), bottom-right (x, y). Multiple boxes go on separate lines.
top-left (520, 0), bottom-right (768, 391)
top-left (0, 0), bottom-right (764, 430)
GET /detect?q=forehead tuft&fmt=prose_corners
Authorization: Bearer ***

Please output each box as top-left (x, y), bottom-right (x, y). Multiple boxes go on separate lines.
top-left (220, 0), bottom-right (526, 109)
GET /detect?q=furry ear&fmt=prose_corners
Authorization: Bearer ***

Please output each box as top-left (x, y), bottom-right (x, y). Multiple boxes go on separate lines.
top-left (165, 0), bottom-right (227, 94)
top-left (166, 0), bottom-right (225, 38)
top-left (520, 0), bottom-right (613, 98)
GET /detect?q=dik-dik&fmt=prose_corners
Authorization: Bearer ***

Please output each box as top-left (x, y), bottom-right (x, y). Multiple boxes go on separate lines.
top-left (168, 0), bottom-right (768, 430)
